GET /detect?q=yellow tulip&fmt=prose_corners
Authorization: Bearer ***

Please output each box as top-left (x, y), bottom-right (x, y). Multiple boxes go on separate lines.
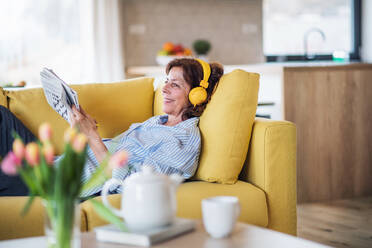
top-left (72, 133), bottom-right (87, 153)
top-left (64, 127), bottom-right (77, 144)
top-left (42, 143), bottom-right (55, 165)
top-left (12, 139), bottom-right (25, 160)
top-left (25, 143), bottom-right (39, 167)
top-left (39, 123), bottom-right (52, 142)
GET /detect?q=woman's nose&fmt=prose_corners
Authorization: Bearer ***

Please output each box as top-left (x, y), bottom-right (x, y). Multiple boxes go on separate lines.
top-left (162, 84), bottom-right (170, 94)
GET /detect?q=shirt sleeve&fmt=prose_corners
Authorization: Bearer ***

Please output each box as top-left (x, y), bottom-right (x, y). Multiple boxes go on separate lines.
top-left (79, 146), bottom-right (103, 197)
top-left (142, 128), bottom-right (201, 178)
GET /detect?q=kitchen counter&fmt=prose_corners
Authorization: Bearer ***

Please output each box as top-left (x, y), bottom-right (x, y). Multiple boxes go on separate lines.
top-left (126, 61), bottom-right (361, 76)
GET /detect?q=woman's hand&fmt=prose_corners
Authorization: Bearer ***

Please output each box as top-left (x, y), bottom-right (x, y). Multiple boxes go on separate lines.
top-left (70, 106), bottom-right (99, 141)
top-left (70, 106), bottom-right (108, 163)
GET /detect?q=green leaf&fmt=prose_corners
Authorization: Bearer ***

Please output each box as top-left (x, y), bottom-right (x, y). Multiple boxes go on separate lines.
top-left (11, 130), bottom-right (22, 140)
top-left (21, 195), bottom-right (35, 216)
top-left (89, 199), bottom-right (127, 231)
top-left (81, 156), bottom-right (110, 194)
top-left (19, 169), bottom-right (37, 195)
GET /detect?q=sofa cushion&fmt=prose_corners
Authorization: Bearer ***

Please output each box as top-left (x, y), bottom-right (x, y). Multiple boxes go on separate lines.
top-left (0, 197), bottom-right (44, 240)
top-left (154, 70), bottom-right (259, 184)
top-left (6, 77), bottom-right (154, 154)
top-left (0, 196), bottom-right (87, 240)
top-left (176, 180), bottom-right (268, 227)
top-left (0, 87), bottom-right (6, 107)
top-left (80, 180), bottom-right (268, 231)
top-left (195, 70), bottom-right (259, 183)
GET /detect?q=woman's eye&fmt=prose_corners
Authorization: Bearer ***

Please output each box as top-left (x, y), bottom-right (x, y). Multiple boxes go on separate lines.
top-left (171, 83), bottom-right (179, 88)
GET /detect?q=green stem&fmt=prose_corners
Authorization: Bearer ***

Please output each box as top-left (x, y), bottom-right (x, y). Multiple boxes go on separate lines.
top-left (45, 200), bottom-right (77, 248)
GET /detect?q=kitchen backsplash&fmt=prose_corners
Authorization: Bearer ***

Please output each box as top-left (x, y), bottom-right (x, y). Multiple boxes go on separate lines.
top-left (120, 0), bottom-right (263, 67)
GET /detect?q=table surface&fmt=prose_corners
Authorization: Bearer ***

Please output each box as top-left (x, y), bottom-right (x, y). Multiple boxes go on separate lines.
top-left (0, 221), bottom-right (330, 248)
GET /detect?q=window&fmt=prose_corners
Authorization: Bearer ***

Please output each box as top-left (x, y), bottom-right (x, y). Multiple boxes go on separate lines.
top-left (263, 0), bottom-right (361, 61)
top-left (0, 0), bottom-right (81, 86)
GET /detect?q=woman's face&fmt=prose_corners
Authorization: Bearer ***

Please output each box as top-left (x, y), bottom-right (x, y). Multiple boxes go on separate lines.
top-left (162, 67), bottom-right (191, 117)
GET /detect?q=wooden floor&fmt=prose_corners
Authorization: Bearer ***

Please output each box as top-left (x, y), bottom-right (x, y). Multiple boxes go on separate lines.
top-left (297, 197), bottom-right (372, 248)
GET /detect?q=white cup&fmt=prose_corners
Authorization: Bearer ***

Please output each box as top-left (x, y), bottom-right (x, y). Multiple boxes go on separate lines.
top-left (202, 196), bottom-right (240, 238)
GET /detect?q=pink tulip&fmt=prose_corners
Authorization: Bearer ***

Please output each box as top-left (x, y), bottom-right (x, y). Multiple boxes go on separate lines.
top-left (109, 151), bottom-right (128, 168)
top-left (42, 143), bottom-right (55, 165)
top-left (1, 152), bottom-right (21, 175)
top-left (72, 133), bottom-right (87, 153)
top-left (64, 127), bottom-right (77, 144)
top-left (25, 142), bottom-right (39, 167)
top-left (39, 123), bottom-right (52, 142)
top-left (12, 139), bottom-right (25, 160)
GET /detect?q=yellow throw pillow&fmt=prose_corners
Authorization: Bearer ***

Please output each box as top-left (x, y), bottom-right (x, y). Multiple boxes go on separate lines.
top-left (0, 87), bottom-right (7, 107)
top-left (153, 83), bottom-right (165, 116)
top-left (194, 69), bottom-right (259, 184)
top-left (6, 77), bottom-right (154, 154)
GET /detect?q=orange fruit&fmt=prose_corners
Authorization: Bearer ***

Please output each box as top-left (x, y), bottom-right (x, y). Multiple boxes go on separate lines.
top-left (163, 42), bottom-right (174, 52)
top-left (184, 48), bottom-right (192, 56)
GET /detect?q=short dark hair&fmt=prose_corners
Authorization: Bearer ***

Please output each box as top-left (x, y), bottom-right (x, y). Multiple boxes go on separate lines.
top-left (165, 58), bottom-right (224, 120)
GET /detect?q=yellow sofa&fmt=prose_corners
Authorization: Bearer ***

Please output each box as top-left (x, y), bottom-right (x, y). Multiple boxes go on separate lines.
top-left (0, 70), bottom-right (297, 240)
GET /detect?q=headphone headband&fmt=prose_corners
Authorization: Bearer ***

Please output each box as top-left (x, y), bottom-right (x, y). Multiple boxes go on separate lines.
top-left (195, 58), bottom-right (210, 89)
top-left (188, 58), bottom-right (210, 107)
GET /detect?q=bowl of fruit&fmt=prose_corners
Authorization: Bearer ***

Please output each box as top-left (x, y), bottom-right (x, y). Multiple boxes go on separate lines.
top-left (156, 42), bottom-right (193, 66)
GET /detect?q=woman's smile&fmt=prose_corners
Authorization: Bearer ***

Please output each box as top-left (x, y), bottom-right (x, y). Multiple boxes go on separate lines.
top-left (162, 66), bottom-right (191, 120)
top-left (163, 97), bottom-right (174, 104)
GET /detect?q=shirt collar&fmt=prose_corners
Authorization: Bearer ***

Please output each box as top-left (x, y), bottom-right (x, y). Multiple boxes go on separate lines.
top-left (157, 115), bottom-right (199, 127)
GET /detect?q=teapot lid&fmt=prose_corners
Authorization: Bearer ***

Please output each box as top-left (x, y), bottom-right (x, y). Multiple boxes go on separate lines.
top-left (125, 165), bottom-right (168, 185)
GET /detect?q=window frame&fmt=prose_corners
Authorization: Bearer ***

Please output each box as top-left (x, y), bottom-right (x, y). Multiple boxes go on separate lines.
top-left (265, 0), bottom-right (361, 62)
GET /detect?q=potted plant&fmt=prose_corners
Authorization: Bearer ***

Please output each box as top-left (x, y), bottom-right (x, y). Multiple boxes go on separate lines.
top-left (192, 40), bottom-right (211, 61)
top-left (1, 123), bottom-right (128, 248)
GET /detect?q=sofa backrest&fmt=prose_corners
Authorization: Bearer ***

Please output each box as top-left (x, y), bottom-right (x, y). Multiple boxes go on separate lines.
top-left (154, 69), bottom-right (259, 184)
top-left (0, 87), bottom-right (6, 107)
top-left (5, 77), bottom-right (154, 154)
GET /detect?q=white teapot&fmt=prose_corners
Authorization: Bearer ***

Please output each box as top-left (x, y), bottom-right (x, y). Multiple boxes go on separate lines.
top-left (101, 165), bottom-right (184, 231)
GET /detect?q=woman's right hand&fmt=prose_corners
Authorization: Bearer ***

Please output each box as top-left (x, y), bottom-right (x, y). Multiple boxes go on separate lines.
top-left (70, 106), bottom-right (108, 162)
top-left (70, 106), bottom-right (100, 142)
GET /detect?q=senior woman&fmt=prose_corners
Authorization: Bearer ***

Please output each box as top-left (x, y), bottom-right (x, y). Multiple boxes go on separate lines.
top-left (74, 58), bottom-right (224, 197)
top-left (0, 58), bottom-right (224, 197)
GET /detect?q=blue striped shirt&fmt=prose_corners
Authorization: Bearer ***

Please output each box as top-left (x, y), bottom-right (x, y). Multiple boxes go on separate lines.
top-left (80, 115), bottom-right (201, 197)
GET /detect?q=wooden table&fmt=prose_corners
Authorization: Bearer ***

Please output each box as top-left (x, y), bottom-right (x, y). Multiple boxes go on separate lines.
top-left (0, 221), bottom-right (330, 248)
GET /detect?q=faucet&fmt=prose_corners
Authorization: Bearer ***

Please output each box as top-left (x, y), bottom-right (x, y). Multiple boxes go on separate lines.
top-left (303, 28), bottom-right (326, 60)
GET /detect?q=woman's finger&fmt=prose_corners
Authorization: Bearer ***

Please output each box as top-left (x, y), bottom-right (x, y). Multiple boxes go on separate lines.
top-left (69, 111), bottom-right (77, 127)
top-left (79, 106), bottom-right (88, 116)
top-left (72, 106), bottom-right (79, 115)
top-left (72, 106), bottom-right (84, 119)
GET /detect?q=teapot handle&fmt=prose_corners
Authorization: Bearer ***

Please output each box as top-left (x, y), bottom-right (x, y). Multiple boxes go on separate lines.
top-left (101, 178), bottom-right (125, 218)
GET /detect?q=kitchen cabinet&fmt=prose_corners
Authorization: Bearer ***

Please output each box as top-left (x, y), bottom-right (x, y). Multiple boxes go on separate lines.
top-left (283, 63), bottom-right (372, 203)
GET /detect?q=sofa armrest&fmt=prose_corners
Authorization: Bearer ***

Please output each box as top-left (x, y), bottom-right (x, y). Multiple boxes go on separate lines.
top-left (240, 118), bottom-right (297, 235)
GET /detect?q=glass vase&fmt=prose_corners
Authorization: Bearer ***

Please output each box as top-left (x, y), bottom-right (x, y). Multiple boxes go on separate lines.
top-left (43, 200), bottom-right (81, 248)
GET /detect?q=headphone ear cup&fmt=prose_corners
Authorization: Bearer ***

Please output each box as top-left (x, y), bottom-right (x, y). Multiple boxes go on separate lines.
top-left (189, 87), bottom-right (207, 106)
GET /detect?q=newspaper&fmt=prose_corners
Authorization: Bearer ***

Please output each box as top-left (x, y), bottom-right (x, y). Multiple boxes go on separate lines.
top-left (40, 68), bottom-right (80, 124)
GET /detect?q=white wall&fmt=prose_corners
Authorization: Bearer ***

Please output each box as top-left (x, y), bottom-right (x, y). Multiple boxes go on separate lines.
top-left (361, 0), bottom-right (372, 62)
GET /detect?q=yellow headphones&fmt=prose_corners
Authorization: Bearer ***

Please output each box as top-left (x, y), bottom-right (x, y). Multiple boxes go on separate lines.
top-left (189, 58), bottom-right (211, 107)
